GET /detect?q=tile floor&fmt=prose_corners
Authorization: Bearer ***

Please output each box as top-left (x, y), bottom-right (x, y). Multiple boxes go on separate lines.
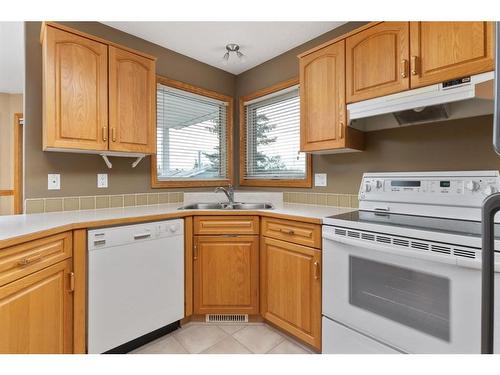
top-left (131, 322), bottom-right (314, 354)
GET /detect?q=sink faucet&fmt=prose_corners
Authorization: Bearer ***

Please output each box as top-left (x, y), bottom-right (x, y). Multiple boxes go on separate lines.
top-left (215, 185), bottom-right (235, 205)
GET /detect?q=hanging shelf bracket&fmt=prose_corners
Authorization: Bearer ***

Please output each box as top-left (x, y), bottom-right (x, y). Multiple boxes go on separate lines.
top-left (99, 153), bottom-right (147, 169)
top-left (131, 155), bottom-right (145, 168)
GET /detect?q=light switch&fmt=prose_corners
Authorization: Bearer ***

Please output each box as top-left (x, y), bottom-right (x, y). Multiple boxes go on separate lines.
top-left (314, 173), bottom-right (327, 187)
top-left (97, 174), bottom-right (108, 188)
top-left (48, 174), bottom-right (60, 190)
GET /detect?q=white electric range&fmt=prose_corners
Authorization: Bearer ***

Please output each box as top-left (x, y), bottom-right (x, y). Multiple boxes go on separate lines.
top-left (321, 171), bottom-right (500, 354)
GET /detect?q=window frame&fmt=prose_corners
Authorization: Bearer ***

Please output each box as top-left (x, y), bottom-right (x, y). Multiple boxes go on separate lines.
top-left (151, 75), bottom-right (234, 188)
top-left (239, 77), bottom-right (312, 188)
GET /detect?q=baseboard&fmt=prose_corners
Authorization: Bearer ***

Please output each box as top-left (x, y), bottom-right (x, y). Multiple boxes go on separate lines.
top-left (103, 320), bottom-right (181, 354)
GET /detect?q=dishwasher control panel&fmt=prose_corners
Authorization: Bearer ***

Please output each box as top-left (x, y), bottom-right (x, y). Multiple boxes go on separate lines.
top-left (88, 219), bottom-right (184, 251)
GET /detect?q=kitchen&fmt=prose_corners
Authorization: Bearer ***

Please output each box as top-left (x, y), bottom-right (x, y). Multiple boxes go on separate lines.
top-left (1, 1), bottom-right (500, 373)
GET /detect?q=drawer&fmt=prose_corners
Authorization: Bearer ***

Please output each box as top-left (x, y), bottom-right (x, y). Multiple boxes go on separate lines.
top-left (0, 232), bottom-right (72, 287)
top-left (194, 216), bottom-right (259, 235)
top-left (261, 217), bottom-right (321, 248)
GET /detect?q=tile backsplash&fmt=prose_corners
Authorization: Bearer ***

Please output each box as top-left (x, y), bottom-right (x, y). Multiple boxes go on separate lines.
top-left (25, 192), bottom-right (184, 214)
top-left (24, 190), bottom-right (358, 214)
top-left (283, 192), bottom-right (358, 208)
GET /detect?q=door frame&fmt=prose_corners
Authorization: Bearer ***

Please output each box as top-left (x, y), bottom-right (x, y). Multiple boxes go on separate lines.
top-left (13, 113), bottom-right (23, 214)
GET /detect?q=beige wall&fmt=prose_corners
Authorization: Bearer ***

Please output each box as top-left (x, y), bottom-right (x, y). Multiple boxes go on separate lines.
top-left (235, 22), bottom-right (500, 194)
top-left (0, 93), bottom-right (23, 214)
top-left (24, 22), bottom-right (236, 199)
top-left (23, 21), bottom-right (500, 201)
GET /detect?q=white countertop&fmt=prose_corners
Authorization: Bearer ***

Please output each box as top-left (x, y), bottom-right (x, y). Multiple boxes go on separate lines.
top-left (0, 203), bottom-right (354, 244)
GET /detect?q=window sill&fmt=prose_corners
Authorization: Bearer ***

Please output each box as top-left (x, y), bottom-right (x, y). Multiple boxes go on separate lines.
top-left (239, 178), bottom-right (312, 188)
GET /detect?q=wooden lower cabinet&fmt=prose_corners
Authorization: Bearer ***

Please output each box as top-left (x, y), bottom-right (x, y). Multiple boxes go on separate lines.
top-left (260, 236), bottom-right (321, 350)
top-left (0, 259), bottom-right (74, 353)
top-left (193, 235), bottom-right (259, 314)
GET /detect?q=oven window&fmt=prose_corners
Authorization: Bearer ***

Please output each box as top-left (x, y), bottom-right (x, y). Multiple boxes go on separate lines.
top-left (349, 256), bottom-right (450, 341)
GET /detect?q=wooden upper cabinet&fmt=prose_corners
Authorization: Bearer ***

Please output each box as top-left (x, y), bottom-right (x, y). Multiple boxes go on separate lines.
top-left (108, 46), bottom-right (156, 154)
top-left (346, 22), bottom-right (410, 103)
top-left (0, 260), bottom-right (73, 354)
top-left (41, 22), bottom-right (157, 154)
top-left (409, 22), bottom-right (494, 88)
top-left (42, 25), bottom-right (108, 151)
top-left (299, 40), bottom-right (364, 153)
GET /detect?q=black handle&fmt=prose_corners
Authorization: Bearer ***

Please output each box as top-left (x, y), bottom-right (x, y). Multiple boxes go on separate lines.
top-left (481, 193), bottom-right (500, 353)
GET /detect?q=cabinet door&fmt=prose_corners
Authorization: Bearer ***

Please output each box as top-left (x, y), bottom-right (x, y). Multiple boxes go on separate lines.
top-left (260, 237), bottom-right (321, 349)
top-left (0, 260), bottom-right (73, 354)
top-left (42, 26), bottom-right (108, 151)
top-left (346, 22), bottom-right (410, 103)
top-left (194, 236), bottom-right (259, 314)
top-left (109, 46), bottom-right (156, 154)
top-left (409, 22), bottom-right (494, 88)
top-left (300, 40), bottom-right (346, 152)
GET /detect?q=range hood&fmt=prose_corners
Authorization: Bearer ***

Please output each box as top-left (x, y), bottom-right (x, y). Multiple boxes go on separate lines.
top-left (348, 71), bottom-right (494, 132)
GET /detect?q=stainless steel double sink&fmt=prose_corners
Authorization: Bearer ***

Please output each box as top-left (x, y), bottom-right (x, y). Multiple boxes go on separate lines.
top-left (178, 202), bottom-right (274, 210)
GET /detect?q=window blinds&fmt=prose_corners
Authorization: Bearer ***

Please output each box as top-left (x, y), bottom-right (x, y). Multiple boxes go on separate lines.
top-left (156, 83), bottom-right (228, 180)
top-left (243, 86), bottom-right (306, 180)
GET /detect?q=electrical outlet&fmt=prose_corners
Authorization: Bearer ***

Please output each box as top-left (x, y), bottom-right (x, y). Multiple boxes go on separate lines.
top-left (314, 173), bottom-right (327, 187)
top-left (48, 174), bottom-right (60, 190)
top-left (97, 174), bottom-right (108, 188)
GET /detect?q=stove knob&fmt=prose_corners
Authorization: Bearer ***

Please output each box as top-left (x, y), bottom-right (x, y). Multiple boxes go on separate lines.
top-left (365, 183), bottom-right (372, 192)
top-left (466, 181), bottom-right (480, 192)
top-left (483, 185), bottom-right (497, 195)
top-left (375, 180), bottom-right (383, 189)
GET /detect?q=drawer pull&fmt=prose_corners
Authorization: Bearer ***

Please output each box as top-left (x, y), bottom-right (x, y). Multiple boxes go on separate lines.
top-left (314, 261), bottom-right (320, 280)
top-left (134, 232), bottom-right (151, 240)
top-left (17, 254), bottom-right (42, 267)
top-left (279, 228), bottom-right (295, 235)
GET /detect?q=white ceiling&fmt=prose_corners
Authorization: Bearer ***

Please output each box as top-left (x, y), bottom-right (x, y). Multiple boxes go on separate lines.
top-left (0, 22), bottom-right (24, 94)
top-left (103, 22), bottom-right (345, 75)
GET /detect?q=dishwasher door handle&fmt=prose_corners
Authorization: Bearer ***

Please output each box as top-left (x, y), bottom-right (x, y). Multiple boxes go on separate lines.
top-left (134, 232), bottom-right (152, 240)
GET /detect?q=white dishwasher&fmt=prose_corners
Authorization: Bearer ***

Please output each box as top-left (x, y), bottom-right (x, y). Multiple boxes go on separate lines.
top-left (88, 219), bottom-right (184, 354)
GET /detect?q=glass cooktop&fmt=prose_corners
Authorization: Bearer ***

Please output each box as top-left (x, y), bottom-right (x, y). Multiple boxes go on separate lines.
top-left (328, 210), bottom-right (500, 239)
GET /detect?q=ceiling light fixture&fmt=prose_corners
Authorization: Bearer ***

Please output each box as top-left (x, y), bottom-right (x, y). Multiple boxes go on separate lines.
top-left (222, 43), bottom-right (246, 65)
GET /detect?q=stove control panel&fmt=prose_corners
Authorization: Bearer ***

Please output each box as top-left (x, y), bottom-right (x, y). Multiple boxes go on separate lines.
top-left (359, 171), bottom-right (500, 207)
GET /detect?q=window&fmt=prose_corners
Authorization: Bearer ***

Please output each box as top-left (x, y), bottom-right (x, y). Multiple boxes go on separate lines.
top-left (240, 78), bottom-right (311, 187)
top-left (152, 77), bottom-right (233, 188)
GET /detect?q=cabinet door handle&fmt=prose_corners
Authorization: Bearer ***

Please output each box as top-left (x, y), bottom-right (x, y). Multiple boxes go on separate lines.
top-left (279, 228), bottom-right (295, 235)
top-left (17, 253), bottom-right (42, 267)
top-left (69, 272), bottom-right (75, 292)
top-left (102, 126), bottom-right (107, 141)
top-left (339, 121), bottom-right (344, 139)
top-left (400, 59), bottom-right (408, 78)
top-left (411, 55), bottom-right (418, 75)
top-left (314, 261), bottom-right (320, 280)
top-left (193, 244), bottom-right (198, 261)
top-left (111, 128), bottom-right (116, 142)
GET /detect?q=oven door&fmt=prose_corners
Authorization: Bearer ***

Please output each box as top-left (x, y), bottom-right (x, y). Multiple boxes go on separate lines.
top-left (323, 229), bottom-right (500, 354)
